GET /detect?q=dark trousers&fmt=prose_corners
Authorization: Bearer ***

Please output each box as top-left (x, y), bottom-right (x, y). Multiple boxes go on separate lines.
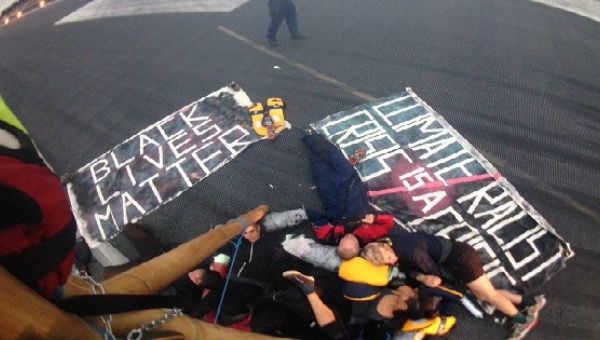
top-left (267, 0), bottom-right (299, 40)
top-left (302, 134), bottom-right (370, 224)
top-left (176, 272), bottom-right (262, 322)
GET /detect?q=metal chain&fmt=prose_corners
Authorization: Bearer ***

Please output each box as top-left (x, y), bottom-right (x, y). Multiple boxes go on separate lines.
top-left (127, 308), bottom-right (183, 340)
top-left (76, 271), bottom-right (116, 340)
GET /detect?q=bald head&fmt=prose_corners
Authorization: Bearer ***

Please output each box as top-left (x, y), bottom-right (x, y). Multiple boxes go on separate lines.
top-left (337, 234), bottom-right (360, 260)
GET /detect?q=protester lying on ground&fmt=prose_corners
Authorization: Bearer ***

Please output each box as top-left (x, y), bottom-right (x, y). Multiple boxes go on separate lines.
top-left (263, 209), bottom-right (395, 260)
top-left (266, 248), bottom-right (351, 339)
top-left (282, 269), bottom-right (456, 340)
top-left (302, 132), bottom-right (370, 224)
top-left (281, 270), bottom-right (352, 340)
top-left (172, 223), bottom-right (281, 326)
top-left (311, 212), bottom-right (395, 259)
top-left (339, 255), bottom-right (457, 338)
top-left (281, 234), bottom-right (342, 272)
top-left (172, 218), bottom-right (339, 335)
top-left (362, 233), bottom-right (546, 340)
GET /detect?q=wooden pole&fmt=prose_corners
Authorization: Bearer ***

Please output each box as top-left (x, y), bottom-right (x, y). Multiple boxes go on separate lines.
top-left (59, 206), bottom-right (282, 338)
top-left (0, 267), bottom-right (100, 339)
top-left (64, 205), bottom-right (269, 297)
top-left (107, 309), bottom-right (284, 339)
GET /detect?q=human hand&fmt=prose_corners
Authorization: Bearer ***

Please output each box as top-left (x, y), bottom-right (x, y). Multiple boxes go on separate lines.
top-left (188, 269), bottom-right (205, 285)
top-left (361, 214), bottom-right (375, 224)
top-left (418, 274), bottom-right (442, 287)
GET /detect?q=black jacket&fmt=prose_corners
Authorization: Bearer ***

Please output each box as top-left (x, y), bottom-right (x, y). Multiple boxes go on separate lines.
top-left (207, 230), bottom-right (281, 284)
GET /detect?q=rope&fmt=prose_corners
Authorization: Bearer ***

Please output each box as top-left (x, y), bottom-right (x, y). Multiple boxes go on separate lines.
top-left (214, 218), bottom-right (248, 324)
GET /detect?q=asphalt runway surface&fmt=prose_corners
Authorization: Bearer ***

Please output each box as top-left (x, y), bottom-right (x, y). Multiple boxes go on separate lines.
top-left (1, 0), bottom-right (599, 339)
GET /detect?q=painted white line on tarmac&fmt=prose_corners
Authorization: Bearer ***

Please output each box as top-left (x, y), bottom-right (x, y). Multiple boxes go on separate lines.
top-left (217, 25), bottom-right (375, 102)
top-left (56, 0), bottom-right (250, 25)
top-left (219, 25), bottom-right (599, 224)
top-left (529, 0), bottom-right (600, 22)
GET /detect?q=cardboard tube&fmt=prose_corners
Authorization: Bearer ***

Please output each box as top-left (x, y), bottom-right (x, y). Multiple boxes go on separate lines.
top-left (64, 205), bottom-right (269, 297)
top-left (107, 309), bottom-right (285, 339)
top-left (0, 267), bottom-right (99, 339)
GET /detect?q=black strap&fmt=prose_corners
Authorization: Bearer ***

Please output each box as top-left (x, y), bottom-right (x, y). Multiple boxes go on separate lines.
top-left (0, 183), bottom-right (42, 230)
top-left (57, 294), bottom-right (190, 316)
top-left (0, 219), bottom-right (76, 290)
top-left (0, 120), bottom-right (44, 165)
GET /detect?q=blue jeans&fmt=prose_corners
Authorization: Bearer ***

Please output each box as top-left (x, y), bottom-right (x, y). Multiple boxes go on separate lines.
top-left (267, 0), bottom-right (299, 41)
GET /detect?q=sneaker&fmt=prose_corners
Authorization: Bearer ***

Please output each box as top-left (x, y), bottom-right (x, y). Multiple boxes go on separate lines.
top-left (282, 270), bottom-right (315, 294)
top-left (268, 39), bottom-right (278, 47)
top-left (524, 294), bottom-right (547, 318)
top-left (508, 313), bottom-right (539, 340)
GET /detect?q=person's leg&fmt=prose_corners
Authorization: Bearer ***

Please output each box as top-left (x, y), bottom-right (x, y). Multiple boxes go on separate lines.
top-left (267, 10), bottom-right (285, 44)
top-left (283, 1), bottom-right (301, 38)
top-left (499, 289), bottom-right (523, 305)
top-left (447, 242), bottom-right (520, 317)
top-left (466, 276), bottom-right (520, 317)
top-left (261, 208), bottom-right (308, 232)
top-left (302, 133), bottom-right (337, 158)
top-left (302, 134), bottom-right (358, 180)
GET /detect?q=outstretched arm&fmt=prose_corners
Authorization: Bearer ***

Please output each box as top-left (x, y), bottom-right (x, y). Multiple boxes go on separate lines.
top-left (352, 214), bottom-right (395, 244)
top-left (306, 292), bottom-right (336, 327)
top-left (283, 271), bottom-right (347, 339)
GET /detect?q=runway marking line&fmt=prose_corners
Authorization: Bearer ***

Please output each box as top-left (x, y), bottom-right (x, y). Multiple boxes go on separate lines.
top-left (217, 25), bottom-right (375, 102)
top-left (218, 25), bottom-right (600, 225)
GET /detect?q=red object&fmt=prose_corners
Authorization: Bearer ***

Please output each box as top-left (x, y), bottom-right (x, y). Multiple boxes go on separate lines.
top-left (352, 214), bottom-right (395, 243)
top-left (312, 214), bottom-right (395, 245)
top-left (203, 310), bottom-right (252, 332)
top-left (313, 223), bottom-right (344, 242)
top-left (0, 156), bottom-right (75, 299)
top-left (210, 262), bottom-right (228, 278)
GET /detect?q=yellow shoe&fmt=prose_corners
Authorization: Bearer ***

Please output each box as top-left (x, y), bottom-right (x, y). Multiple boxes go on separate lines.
top-left (268, 108), bottom-right (286, 133)
top-left (401, 318), bottom-right (437, 333)
top-left (249, 103), bottom-right (268, 137)
top-left (265, 98), bottom-right (286, 133)
top-left (266, 97), bottom-right (285, 109)
top-left (421, 316), bottom-right (456, 336)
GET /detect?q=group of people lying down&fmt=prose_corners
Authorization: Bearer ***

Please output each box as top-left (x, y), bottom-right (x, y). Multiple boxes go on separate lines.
top-left (171, 133), bottom-right (546, 340)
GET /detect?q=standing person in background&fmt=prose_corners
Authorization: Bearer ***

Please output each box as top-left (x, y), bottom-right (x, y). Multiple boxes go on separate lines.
top-left (267, 0), bottom-right (306, 47)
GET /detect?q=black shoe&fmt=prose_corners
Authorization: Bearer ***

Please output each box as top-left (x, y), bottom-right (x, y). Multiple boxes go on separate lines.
top-left (268, 39), bottom-right (278, 47)
top-left (291, 34), bottom-right (306, 40)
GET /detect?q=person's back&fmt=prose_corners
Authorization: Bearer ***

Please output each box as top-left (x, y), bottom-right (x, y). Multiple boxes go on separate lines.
top-left (388, 231), bottom-right (452, 278)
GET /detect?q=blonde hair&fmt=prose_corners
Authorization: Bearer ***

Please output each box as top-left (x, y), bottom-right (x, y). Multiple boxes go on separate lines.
top-left (361, 242), bottom-right (388, 266)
